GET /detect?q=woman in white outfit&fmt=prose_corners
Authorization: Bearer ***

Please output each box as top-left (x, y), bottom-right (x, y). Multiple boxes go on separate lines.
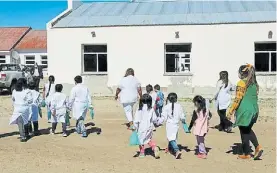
top-left (43, 75), bottom-right (55, 123)
top-left (68, 75), bottom-right (92, 138)
top-left (210, 71), bottom-right (234, 132)
top-left (10, 80), bottom-right (33, 142)
top-left (115, 68), bottom-right (142, 130)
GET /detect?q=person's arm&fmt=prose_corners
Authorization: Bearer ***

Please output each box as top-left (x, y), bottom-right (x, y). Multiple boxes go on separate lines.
top-left (208, 111), bottom-right (212, 120)
top-left (158, 106), bottom-right (168, 125)
top-left (227, 80), bottom-right (246, 118)
top-left (189, 110), bottom-right (197, 131)
top-left (87, 88), bottom-right (92, 107)
top-left (115, 88), bottom-right (121, 100)
top-left (42, 85), bottom-right (46, 100)
top-left (133, 110), bottom-right (141, 130)
top-left (68, 88), bottom-right (76, 110)
top-left (179, 106), bottom-right (186, 123)
top-left (137, 87), bottom-right (142, 99)
top-left (211, 80), bottom-right (222, 101)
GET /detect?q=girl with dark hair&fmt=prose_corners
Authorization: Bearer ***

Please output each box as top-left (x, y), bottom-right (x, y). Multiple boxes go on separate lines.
top-left (189, 95), bottom-right (212, 159)
top-left (115, 68), bottom-right (142, 130)
top-left (43, 75), bottom-right (55, 122)
top-left (146, 84), bottom-right (158, 131)
top-left (9, 80), bottom-right (33, 142)
top-left (133, 94), bottom-right (160, 159)
top-left (227, 64), bottom-right (262, 160)
top-left (210, 71), bottom-right (234, 132)
top-left (159, 92), bottom-right (186, 159)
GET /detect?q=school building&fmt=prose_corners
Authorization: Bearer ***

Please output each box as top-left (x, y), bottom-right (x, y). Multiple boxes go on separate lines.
top-left (47, 0), bottom-right (276, 97)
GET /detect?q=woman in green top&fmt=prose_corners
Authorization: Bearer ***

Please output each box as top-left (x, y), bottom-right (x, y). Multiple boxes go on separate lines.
top-left (227, 64), bottom-right (263, 160)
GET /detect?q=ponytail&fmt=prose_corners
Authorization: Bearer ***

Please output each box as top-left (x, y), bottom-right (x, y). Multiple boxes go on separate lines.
top-left (171, 102), bottom-right (174, 115)
top-left (138, 99), bottom-right (143, 111)
top-left (46, 83), bottom-right (52, 98)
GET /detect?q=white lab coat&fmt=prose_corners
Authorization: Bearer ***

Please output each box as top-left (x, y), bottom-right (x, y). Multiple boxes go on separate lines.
top-left (28, 90), bottom-right (42, 122)
top-left (149, 91), bottom-right (157, 108)
top-left (133, 105), bottom-right (157, 145)
top-left (50, 92), bottom-right (68, 123)
top-left (160, 103), bottom-right (185, 141)
top-left (214, 80), bottom-right (234, 110)
top-left (44, 82), bottom-right (55, 105)
top-left (68, 84), bottom-right (92, 120)
top-left (10, 90), bottom-right (32, 125)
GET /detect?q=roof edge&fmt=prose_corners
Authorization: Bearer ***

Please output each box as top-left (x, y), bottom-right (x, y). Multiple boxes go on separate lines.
top-left (8, 27), bottom-right (32, 51)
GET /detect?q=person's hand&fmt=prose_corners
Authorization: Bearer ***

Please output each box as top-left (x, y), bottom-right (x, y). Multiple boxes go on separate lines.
top-left (226, 111), bottom-right (232, 120)
top-left (115, 95), bottom-right (118, 100)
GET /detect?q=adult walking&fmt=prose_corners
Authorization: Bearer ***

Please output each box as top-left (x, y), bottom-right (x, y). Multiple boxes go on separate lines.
top-left (31, 63), bottom-right (43, 92)
top-left (227, 64), bottom-right (263, 160)
top-left (115, 68), bottom-right (142, 130)
top-left (210, 71), bottom-right (234, 133)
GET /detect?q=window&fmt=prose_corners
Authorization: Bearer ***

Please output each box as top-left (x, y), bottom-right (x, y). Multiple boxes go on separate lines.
top-left (25, 56), bottom-right (35, 66)
top-left (0, 55), bottom-right (6, 64)
top-left (41, 55), bottom-right (48, 69)
top-left (82, 45), bottom-right (107, 73)
top-left (254, 42), bottom-right (276, 73)
top-left (165, 43), bottom-right (192, 74)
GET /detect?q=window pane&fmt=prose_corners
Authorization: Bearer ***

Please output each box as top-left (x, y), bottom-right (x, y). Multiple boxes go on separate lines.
top-left (0, 60), bottom-right (5, 63)
top-left (0, 55), bottom-right (5, 59)
top-left (84, 54), bottom-right (97, 72)
top-left (26, 56), bottom-right (35, 60)
top-left (41, 56), bottom-right (47, 60)
top-left (255, 43), bottom-right (276, 51)
top-left (26, 61), bottom-right (35, 65)
top-left (98, 54), bottom-right (107, 72)
top-left (271, 53), bottom-right (276, 72)
top-left (165, 54), bottom-right (176, 72)
top-left (165, 44), bottom-right (191, 52)
top-left (41, 61), bottom-right (48, 65)
top-left (255, 53), bottom-right (269, 72)
top-left (84, 45), bottom-right (107, 53)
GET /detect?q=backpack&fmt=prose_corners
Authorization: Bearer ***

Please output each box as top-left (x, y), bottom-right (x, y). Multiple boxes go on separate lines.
top-left (156, 91), bottom-right (164, 107)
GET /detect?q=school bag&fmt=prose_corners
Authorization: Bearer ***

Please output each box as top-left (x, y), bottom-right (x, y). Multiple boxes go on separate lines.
top-left (156, 91), bottom-right (164, 107)
top-left (129, 131), bottom-right (140, 146)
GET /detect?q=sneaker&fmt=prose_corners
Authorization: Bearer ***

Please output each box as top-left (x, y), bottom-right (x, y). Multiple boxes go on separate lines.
top-left (225, 127), bottom-right (232, 133)
top-left (153, 126), bottom-right (156, 132)
top-left (237, 155), bottom-right (251, 159)
top-left (34, 131), bottom-right (41, 136)
top-left (254, 145), bottom-right (263, 160)
top-left (75, 127), bottom-right (81, 134)
top-left (82, 131), bottom-right (87, 138)
top-left (20, 137), bottom-right (27, 142)
top-left (154, 147), bottom-right (160, 159)
top-left (62, 133), bottom-right (67, 137)
top-left (197, 153), bottom-right (207, 159)
top-left (175, 151), bottom-right (182, 159)
top-left (50, 131), bottom-right (55, 135)
top-left (139, 153), bottom-right (145, 158)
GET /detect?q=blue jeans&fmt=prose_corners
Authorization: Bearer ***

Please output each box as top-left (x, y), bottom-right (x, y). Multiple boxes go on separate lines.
top-left (169, 140), bottom-right (179, 153)
top-left (76, 117), bottom-right (86, 134)
top-left (155, 106), bottom-right (163, 117)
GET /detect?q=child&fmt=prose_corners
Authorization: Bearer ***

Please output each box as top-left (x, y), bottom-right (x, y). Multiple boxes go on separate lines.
top-left (154, 84), bottom-right (164, 117)
top-left (133, 94), bottom-right (160, 159)
top-left (49, 84), bottom-right (69, 137)
top-left (68, 75), bottom-right (92, 138)
top-left (146, 84), bottom-right (158, 131)
top-left (28, 81), bottom-right (43, 136)
top-left (227, 64), bottom-right (263, 160)
top-left (159, 92), bottom-right (185, 159)
top-left (210, 71), bottom-right (233, 132)
top-left (189, 95), bottom-right (212, 159)
top-left (9, 80), bottom-right (33, 142)
top-left (43, 75), bottom-right (55, 123)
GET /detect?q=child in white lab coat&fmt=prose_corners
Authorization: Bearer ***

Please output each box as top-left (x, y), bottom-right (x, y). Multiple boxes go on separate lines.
top-left (68, 75), bottom-right (92, 138)
top-left (49, 84), bottom-right (69, 137)
top-left (43, 75), bottom-right (55, 123)
top-left (28, 81), bottom-right (43, 136)
top-left (133, 94), bottom-right (160, 159)
top-left (146, 84), bottom-right (158, 131)
top-left (159, 92), bottom-right (185, 159)
top-left (9, 80), bottom-right (33, 142)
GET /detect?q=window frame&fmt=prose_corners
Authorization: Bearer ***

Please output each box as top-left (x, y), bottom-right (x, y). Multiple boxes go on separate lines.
top-left (24, 55), bottom-right (36, 66)
top-left (164, 43), bottom-right (193, 76)
top-left (81, 44), bottom-right (108, 75)
top-left (40, 55), bottom-right (48, 69)
top-left (254, 41), bottom-right (276, 76)
top-left (0, 55), bottom-right (6, 64)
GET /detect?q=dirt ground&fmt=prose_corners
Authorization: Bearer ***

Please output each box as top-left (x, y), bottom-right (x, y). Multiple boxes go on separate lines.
top-left (0, 95), bottom-right (275, 173)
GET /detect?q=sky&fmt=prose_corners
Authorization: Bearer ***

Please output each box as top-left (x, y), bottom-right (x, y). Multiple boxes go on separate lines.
top-left (0, 0), bottom-right (128, 30)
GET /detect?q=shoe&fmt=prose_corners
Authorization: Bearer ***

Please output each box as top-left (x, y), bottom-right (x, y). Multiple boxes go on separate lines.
top-left (34, 131), bottom-right (41, 136)
top-left (197, 153), bottom-right (207, 159)
top-left (20, 137), bottom-right (27, 142)
top-left (62, 133), bottom-right (67, 137)
top-left (154, 147), bottom-right (160, 159)
top-left (50, 131), bottom-right (55, 135)
top-left (225, 127), bottom-right (232, 133)
top-left (82, 131), bottom-right (87, 138)
top-left (175, 151), bottom-right (182, 159)
top-left (139, 153), bottom-right (145, 158)
top-left (237, 155), bottom-right (251, 159)
top-left (218, 126), bottom-right (223, 132)
top-left (153, 127), bottom-right (156, 132)
top-left (75, 127), bottom-right (81, 134)
top-left (254, 145), bottom-right (263, 160)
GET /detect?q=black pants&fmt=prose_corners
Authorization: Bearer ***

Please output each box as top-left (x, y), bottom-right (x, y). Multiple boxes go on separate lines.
top-left (238, 122), bottom-right (259, 155)
top-left (52, 122), bottom-right (66, 133)
top-left (33, 76), bottom-right (40, 92)
top-left (217, 109), bottom-right (232, 130)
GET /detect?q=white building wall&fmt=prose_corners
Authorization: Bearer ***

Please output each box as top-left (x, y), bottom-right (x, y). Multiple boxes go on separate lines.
top-left (47, 23), bottom-right (276, 96)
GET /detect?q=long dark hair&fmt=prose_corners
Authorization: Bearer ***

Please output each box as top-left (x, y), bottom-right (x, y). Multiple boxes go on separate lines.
top-left (46, 75), bottom-right (55, 97)
top-left (193, 95), bottom-right (207, 115)
top-left (138, 94), bottom-right (152, 111)
top-left (167, 92), bottom-right (178, 115)
top-left (219, 71), bottom-right (229, 88)
top-left (17, 78), bottom-right (27, 89)
top-left (239, 64), bottom-right (259, 94)
top-left (15, 80), bottom-right (23, 92)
